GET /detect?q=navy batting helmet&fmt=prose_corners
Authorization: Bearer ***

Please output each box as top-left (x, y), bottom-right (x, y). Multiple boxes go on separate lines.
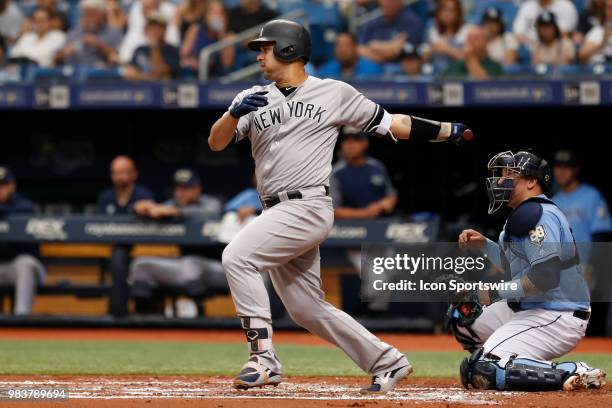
top-left (247, 19), bottom-right (311, 63)
top-left (486, 150), bottom-right (552, 214)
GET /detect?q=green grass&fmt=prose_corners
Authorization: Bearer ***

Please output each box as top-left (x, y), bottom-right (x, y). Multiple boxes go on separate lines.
top-left (0, 340), bottom-right (610, 378)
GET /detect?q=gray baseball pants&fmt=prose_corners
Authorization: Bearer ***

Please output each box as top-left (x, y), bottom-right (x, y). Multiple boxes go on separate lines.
top-left (222, 190), bottom-right (408, 376)
top-left (0, 254), bottom-right (46, 315)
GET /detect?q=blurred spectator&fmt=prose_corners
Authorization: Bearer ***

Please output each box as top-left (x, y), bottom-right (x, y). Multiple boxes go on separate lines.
top-left (180, 0), bottom-right (234, 75)
top-left (330, 128), bottom-right (397, 220)
top-left (579, 0), bottom-right (612, 64)
top-left (129, 168), bottom-right (226, 315)
top-left (552, 150), bottom-right (611, 259)
top-left (9, 8), bottom-right (66, 67)
top-left (318, 32), bottom-right (382, 79)
top-left (173, 0), bottom-right (206, 40)
top-left (0, 166), bottom-right (46, 315)
top-left (358, 0), bottom-right (423, 64)
top-left (575, 0), bottom-right (606, 45)
top-left (481, 7), bottom-right (518, 65)
top-left (0, 35), bottom-right (4, 65)
top-left (55, 0), bottom-right (123, 68)
top-left (122, 11), bottom-right (180, 80)
top-left (20, 0), bottom-right (69, 34)
top-left (97, 155), bottom-right (154, 214)
top-left (425, 0), bottom-right (472, 71)
top-left (0, 0), bottom-right (24, 44)
top-left (106, 0), bottom-right (128, 32)
top-left (443, 26), bottom-right (503, 78)
top-left (513, 0), bottom-right (578, 44)
top-left (119, 0), bottom-right (179, 63)
top-left (398, 42), bottom-right (426, 76)
top-left (227, 0), bottom-right (277, 35)
top-left (530, 11), bottom-right (576, 65)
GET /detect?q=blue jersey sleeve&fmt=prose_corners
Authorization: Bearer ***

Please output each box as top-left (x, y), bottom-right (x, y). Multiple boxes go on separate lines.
top-left (520, 211), bottom-right (563, 266)
top-left (589, 190), bottom-right (612, 234)
top-left (224, 189), bottom-right (262, 212)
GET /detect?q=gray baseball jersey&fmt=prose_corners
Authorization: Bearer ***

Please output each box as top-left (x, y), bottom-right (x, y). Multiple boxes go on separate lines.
top-left (222, 75), bottom-right (408, 378)
top-left (229, 75), bottom-right (392, 196)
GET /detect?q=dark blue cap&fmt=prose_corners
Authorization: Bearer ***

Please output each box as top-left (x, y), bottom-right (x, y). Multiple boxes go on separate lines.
top-left (340, 126), bottom-right (368, 140)
top-left (0, 165), bottom-right (15, 183)
top-left (553, 149), bottom-right (579, 167)
top-left (173, 168), bottom-right (201, 187)
top-left (482, 7), bottom-right (502, 23)
top-left (399, 42), bottom-right (425, 59)
top-left (537, 10), bottom-right (558, 26)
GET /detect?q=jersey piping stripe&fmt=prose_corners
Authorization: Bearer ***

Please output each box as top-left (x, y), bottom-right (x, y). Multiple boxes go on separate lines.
top-left (486, 314), bottom-right (562, 357)
top-left (363, 104), bottom-right (383, 133)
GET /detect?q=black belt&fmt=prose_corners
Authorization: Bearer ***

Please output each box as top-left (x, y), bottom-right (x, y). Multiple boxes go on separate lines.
top-left (573, 310), bottom-right (590, 321)
top-left (261, 186), bottom-right (329, 209)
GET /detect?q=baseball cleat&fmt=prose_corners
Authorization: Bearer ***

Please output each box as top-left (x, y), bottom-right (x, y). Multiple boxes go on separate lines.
top-left (563, 363), bottom-right (606, 391)
top-left (233, 355), bottom-right (282, 390)
top-left (360, 364), bottom-right (413, 394)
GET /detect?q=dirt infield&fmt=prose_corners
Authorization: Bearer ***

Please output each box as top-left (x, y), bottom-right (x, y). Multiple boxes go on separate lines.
top-left (0, 375), bottom-right (610, 408)
top-left (2, 328), bottom-right (612, 353)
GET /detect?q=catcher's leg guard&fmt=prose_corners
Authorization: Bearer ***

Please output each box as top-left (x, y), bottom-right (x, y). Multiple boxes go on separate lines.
top-left (460, 351), bottom-right (604, 391)
top-left (460, 348), bottom-right (501, 390)
top-left (504, 358), bottom-right (568, 391)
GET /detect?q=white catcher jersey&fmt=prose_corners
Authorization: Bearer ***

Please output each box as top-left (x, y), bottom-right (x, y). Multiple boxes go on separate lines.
top-left (229, 75), bottom-right (392, 196)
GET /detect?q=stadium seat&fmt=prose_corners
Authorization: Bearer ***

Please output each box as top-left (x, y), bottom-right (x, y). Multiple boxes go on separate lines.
top-left (502, 63), bottom-right (530, 76)
top-left (76, 67), bottom-right (122, 82)
top-left (25, 65), bottom-right (75, 82)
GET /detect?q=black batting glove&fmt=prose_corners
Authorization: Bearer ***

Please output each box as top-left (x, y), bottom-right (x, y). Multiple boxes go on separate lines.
top-left (230, 91), bottom-right (269, 118)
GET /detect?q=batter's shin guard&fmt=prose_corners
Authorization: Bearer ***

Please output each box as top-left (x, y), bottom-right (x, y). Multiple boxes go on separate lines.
top-left (240, 317), bottom-right (273, 354)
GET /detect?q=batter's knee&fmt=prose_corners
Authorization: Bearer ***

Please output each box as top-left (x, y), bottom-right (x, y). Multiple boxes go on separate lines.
top-left (284, 300), bottom-right (323, 329)
top-left (221, 243), bottom-right (247, 276)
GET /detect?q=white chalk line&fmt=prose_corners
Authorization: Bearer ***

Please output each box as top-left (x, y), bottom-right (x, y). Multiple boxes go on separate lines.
top-left (0, 378), bottom-right (514, 404)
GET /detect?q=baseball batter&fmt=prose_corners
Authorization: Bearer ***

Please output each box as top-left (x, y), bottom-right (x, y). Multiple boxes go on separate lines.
top-left (209, 19), bottom-right (473, 393)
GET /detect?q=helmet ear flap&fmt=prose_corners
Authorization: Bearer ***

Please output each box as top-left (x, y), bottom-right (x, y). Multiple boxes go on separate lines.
top-left (538, 158), bottom-right (552, 196)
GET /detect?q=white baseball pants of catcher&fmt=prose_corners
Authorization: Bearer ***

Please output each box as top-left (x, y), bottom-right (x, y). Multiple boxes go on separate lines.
top-left (459, 301), bottom-right (587, 361)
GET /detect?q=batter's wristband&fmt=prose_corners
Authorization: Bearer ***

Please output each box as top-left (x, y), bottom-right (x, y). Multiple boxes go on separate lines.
top-left (409, 116), bottom-right (442, 142)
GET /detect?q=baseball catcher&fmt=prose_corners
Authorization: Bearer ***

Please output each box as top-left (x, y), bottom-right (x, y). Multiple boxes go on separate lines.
top-left (447, 150), bottom-right (606, 391)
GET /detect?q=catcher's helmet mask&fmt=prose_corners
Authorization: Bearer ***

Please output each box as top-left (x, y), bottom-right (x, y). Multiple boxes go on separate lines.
top-left (486, 150), bottom-right (552, 214)
top-left (248, 19), bottom-right (311, 63)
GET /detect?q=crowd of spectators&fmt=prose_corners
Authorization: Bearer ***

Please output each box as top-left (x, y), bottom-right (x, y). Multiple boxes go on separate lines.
top-left (0, 0), bottom-right (610, 81)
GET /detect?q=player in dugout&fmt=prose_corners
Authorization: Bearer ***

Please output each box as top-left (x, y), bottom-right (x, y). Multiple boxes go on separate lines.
top-left (0, 165), bottom-right (46, 315)
top-left (129, 168), bottom-right (228, 313)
